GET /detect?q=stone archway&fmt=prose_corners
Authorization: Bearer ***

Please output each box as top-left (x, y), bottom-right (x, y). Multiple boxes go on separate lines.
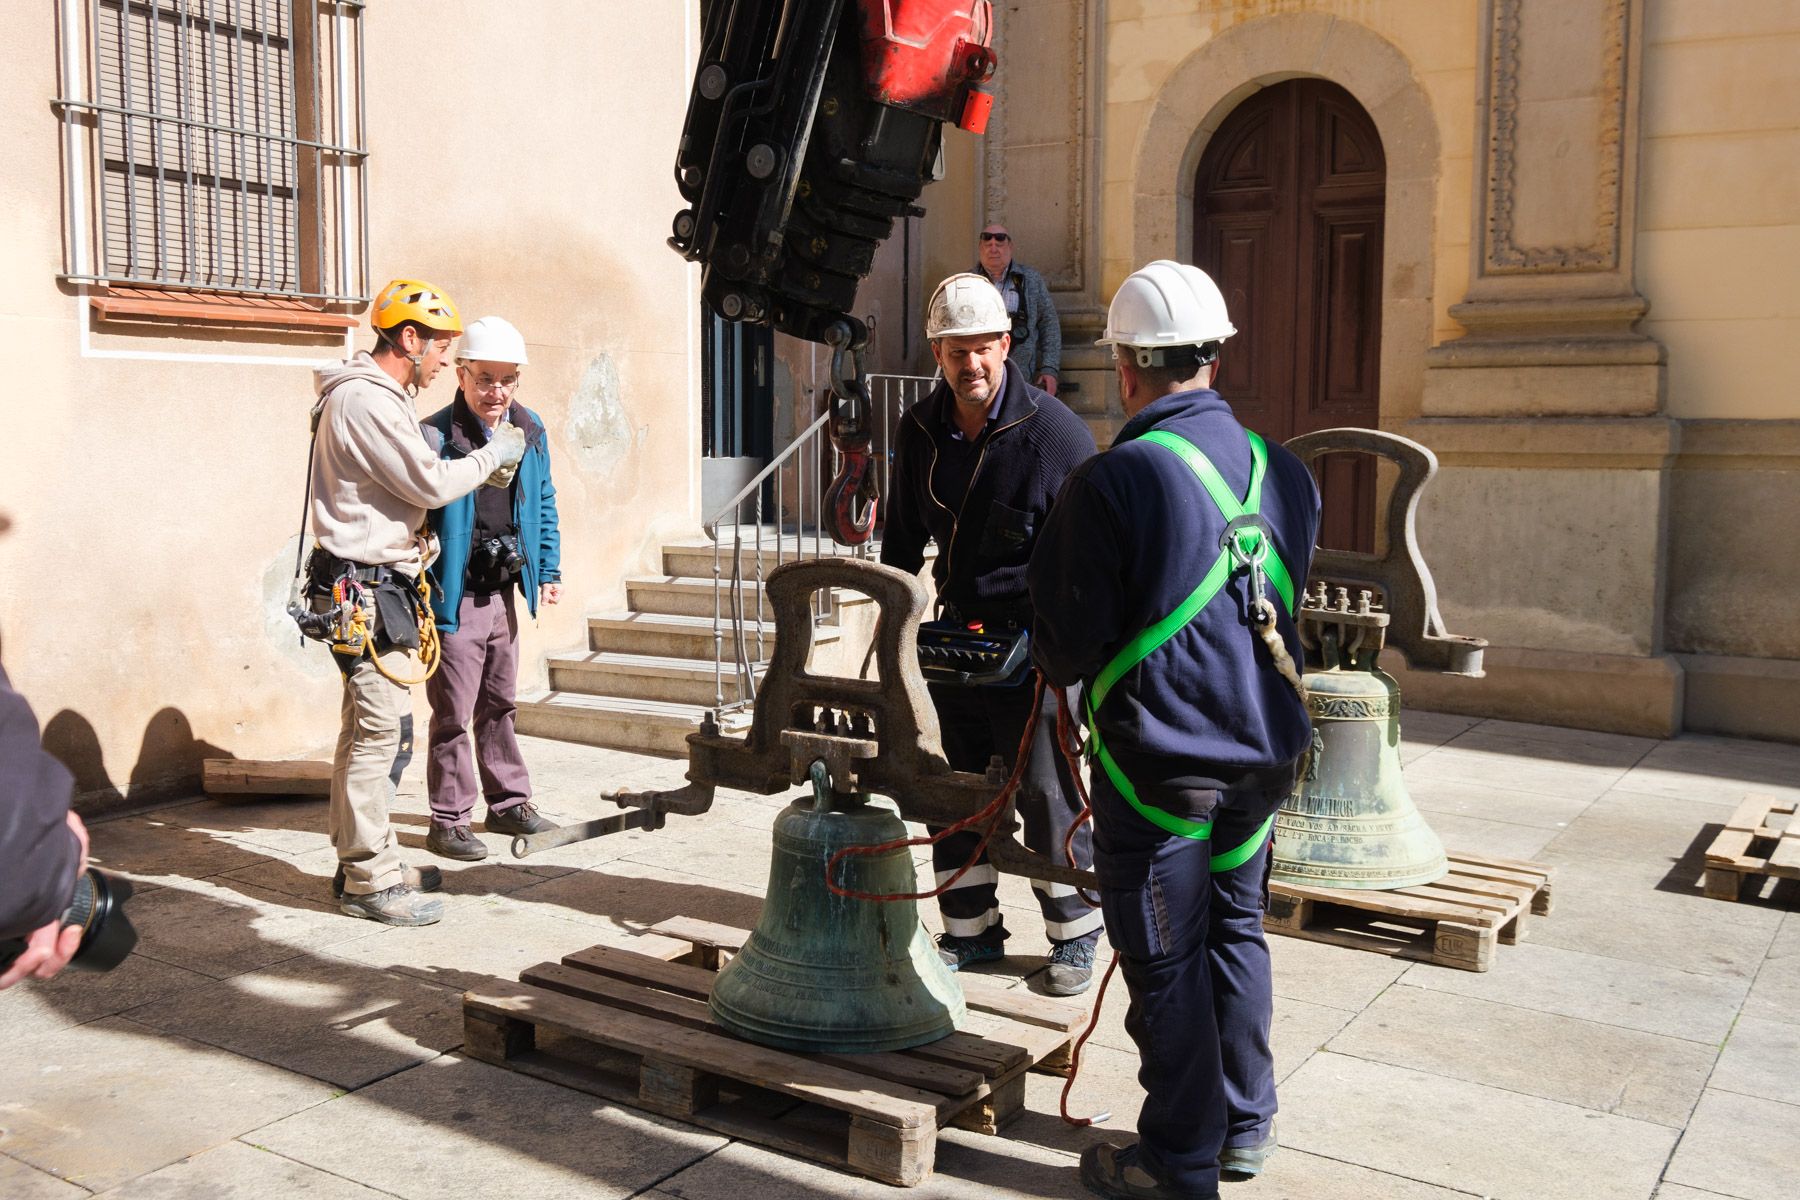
top-left (1129, 13), bottom-right (1440, 425)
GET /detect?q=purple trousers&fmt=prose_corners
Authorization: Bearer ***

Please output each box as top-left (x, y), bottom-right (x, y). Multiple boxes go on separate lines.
top-left (425, 589), bottom-right (531, 828)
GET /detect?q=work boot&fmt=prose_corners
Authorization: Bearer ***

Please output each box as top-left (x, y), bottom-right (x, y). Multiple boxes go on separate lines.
top-left (936, 931), bottom-right (1006, 971)
top-left (426, 824), bottom-right (490, 862)
top-left (1219, 1124), bottom-right (1277, 1178)
top-left (331, 863), bottom-right (442, 900)
top-left (1079, 1143), bottom-right (1217, 1200)
top-left (484, 802), bottom-right (551, 836)
top-left (1044, 937), bottom-right (1098, 996)
top-left (340, 882), bottom-right (444, 927)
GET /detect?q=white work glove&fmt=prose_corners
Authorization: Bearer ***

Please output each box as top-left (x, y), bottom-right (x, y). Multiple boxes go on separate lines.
top-left (484, 421), bottom-right (526, 488)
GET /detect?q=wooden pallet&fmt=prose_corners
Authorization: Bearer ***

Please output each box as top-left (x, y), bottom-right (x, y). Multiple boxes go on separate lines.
top-left (1704, 794), bottom-right (1800, 902)
top-left (1264, 851), bottom-right (1554, 972)
top-left (461, 918), bottom-right (1084, 1187)
top-left (201, 758), bottom-right (331, 797)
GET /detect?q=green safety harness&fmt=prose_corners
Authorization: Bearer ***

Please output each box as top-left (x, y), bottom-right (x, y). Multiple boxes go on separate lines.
top-left (1083, 428), bottom-right (1300, 873)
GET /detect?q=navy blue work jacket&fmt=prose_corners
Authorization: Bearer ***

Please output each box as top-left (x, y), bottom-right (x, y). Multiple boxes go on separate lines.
top-left (1027, 388), bottom-right (1321, 796)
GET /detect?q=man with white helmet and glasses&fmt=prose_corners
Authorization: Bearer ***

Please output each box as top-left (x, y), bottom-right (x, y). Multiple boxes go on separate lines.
top-left (1028, 261), bottom-right (1320, 1199)
top-left (302, 279), bottom-right (527, 926)
top-left (419, 317), bottom-right (562, 861)
top-left (880, 272), bottom-right (1103, 995)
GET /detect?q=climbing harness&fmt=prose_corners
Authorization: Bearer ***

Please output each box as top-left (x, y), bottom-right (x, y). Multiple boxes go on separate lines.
top-left (1083, 427), bottom-right (1304, 870)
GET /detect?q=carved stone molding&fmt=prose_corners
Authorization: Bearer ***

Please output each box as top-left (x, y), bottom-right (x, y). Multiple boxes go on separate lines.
top-left (1482, 0), bottom-right (1631, 274)
top-left (982, 0), bottom-right (1102, 305)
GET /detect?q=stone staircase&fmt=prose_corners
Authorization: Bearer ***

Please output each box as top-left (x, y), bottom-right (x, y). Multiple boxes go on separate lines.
top-left (515, 533), bottom-right (886, 756)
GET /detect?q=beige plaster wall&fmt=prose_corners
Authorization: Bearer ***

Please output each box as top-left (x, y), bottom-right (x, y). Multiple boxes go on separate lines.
top-left (0, 1), bottom-right (702, 809)
top-left (1638, 2), bottom-right (1800, 420)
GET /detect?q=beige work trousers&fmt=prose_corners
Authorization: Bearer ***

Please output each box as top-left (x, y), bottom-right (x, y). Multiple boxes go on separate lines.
top-left (330, 647), bottom-right (413, 895)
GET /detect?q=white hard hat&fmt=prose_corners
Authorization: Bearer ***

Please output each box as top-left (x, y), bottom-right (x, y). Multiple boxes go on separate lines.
top-left (1097, 260), bottom-right (1236, 367)
top-left (926, 273), bottom-right (1010, 340)
top-left (456, 315), bottom-right (529, 365)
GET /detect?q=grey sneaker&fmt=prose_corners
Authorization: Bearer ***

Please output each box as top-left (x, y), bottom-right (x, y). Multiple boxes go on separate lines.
top-left (484, 802), bottom-right (551, 836)
top-left (1045, 937), bottom-right (1098, 996)
top-left (340, 882), bottom-right (444, 926)
top-left (1219, 1124), bottom-right (1276, 1178)
top-left (936, 932), bottom-right (1005, 971)
top-left (331, 863), bottom-right (442, 899)
top-left (1079, 1143), bottom-right (1217, 1199)
top-left (426, 824), bottom-right (490, 861)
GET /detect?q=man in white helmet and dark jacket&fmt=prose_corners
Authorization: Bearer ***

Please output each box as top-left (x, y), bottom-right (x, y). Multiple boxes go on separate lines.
top-left (1028, 261), bottom-right (1320, 1200)
top-left (880, 272), bottom-right (1103, 995)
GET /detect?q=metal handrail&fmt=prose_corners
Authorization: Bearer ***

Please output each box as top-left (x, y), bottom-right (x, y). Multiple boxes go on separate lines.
top-left (702, 372), bottom-right (937, 713)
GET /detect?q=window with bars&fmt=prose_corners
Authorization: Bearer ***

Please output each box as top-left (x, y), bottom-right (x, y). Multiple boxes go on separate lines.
top-left (56, 0), bottom-right (368, 309)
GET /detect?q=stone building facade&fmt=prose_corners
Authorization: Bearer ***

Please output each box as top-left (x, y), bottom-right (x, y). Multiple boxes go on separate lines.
top-left (917, 0), bottom-right (1800, 742)
top-left (0, 1), bottom-right (704, 809)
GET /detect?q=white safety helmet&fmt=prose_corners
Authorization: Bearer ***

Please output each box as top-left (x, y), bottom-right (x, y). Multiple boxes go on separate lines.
top-left (1096, 260), bottom-right (1236, 368)
top-left (925, 272), bottom-right (1010, 340)
top-left (456, 315), bottom-right (530, 366)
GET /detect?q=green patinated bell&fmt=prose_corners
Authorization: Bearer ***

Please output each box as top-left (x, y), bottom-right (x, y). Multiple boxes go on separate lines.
top-left (1272, 664), bottom-right (1450, 890)
top-left (709, 765), bottom-right (965, 1053)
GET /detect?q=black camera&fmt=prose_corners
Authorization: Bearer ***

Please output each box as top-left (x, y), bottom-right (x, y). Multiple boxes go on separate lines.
top-left (0, 867), bottom-right (138, 975)
top-left (473, 532), bottom-right (525, 578)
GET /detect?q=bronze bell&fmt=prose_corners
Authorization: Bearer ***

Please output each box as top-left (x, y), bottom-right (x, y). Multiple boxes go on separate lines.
top-left (710, 762), bottom-right (965, 1053)
top-left (1272, 585), bottom-right (1449, 890)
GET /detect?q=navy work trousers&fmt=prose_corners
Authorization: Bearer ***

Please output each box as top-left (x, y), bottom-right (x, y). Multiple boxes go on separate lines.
top-left (1091, 772), bottom-right (1285, 1196)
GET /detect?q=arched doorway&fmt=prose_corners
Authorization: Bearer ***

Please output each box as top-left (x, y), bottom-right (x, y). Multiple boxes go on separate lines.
top-left (1194, 78), bottom-right (1385, 552)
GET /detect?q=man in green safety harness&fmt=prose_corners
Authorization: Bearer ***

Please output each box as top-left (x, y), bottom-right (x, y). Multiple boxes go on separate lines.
top-left (1028, 261), bottom-right (1320, 1200)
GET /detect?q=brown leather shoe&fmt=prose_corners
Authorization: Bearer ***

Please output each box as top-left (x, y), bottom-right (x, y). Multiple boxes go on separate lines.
top-left (484, 802), bottom-right (551, 836)
top-left (331, 863), bottom-right (441, 899)
top-left (1079, 1144), bottom-right (1217, 1200)
top-left (426, 824), bottom-right (490, 861)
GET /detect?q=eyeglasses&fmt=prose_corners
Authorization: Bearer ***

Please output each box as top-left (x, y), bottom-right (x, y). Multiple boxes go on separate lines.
top-left (460, 367), bottom-right (521, 393)
top-left (980, 232), bottom-right (1010, 242)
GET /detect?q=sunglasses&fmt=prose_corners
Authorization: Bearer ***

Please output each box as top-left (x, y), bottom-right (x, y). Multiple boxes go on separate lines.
top-left (980, 232), bottom-right (1010, 242)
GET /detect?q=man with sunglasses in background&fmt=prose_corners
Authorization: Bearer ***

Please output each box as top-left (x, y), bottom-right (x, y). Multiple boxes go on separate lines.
top-left (976, 222), bottom-right (1063, 397)
top-left (419, 316), bottom-right (563, 864)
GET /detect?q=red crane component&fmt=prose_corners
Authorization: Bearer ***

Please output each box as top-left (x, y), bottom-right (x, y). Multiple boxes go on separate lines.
top-left (854, 1), bottom-right (996, 129)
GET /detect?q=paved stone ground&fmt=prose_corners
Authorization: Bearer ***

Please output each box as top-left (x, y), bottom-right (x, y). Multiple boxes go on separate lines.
top-left (3, 711), bottom-right (1798, 1199)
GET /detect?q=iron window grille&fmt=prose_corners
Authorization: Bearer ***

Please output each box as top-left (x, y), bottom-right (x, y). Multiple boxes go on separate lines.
top-left (55, 0), bottom-right (369, 305)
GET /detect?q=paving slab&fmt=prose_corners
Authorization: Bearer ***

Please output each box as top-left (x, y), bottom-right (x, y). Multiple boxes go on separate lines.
top-left (0, 951), bottom-right (213, 1047)
top-left (1270, 932), bottom-right (1411, 1012)
top-left (503, 854), bottom-right (766, 933)
top-left (247, 1053), bottom-right (725, 1200)
top-left (1457, 718), bottom-right (1660, 764)
top-left (654, 1131), bottom-right (1091, 1199)
top-left (1709, 1014), bottom-right (1800, 1106)
top-left (1403, 941), bottom-right (1749, 1044)
top-left (1407, 774), bottom-right (1595, 830)
top-left (620, 819), bottom-right (777, 890)
top-left (1219, 1147), bottom-right (1483, 1199)
top-left (1529, 854), bottom-right (1782, 980)
top-left (1015, 1039), bottom-right (1145, 1146)
top-left (1652, 1185), bottom-right (1741, 1200)
top-left (1664, 1088), bottom-right (1800, 1200)
top-left (90, 1140), bottom-right (393, 1198)
top-left (1417, 809), bottom-right (1561, 860)
top-left (1614, 741), bottom-right (1800, 809)
top-left (1398, 709), bottom-right (1484, 745)
top-left (1402, 743), bottom-right (1629, 804)
top-left (1278, 1052), bottom-right (1677, 1200)
top-left (124, 877), bottom-right (384, 980)
top-left (1328, 983), bottom-right (1715, 1127)
top-left (0, 1016), bottom-right (334, 1192)
top-left (1742, 916), bottom-right (1800, 1025)
top-left (0, 1153), bottom-right (88, 1199)
top-left (84, 811), bottom-right (274, 887)
top-left (122, 953), bottom-right (464, 1089)
top-left (1541, 789), bottom-right (1739, 870)
top-left (216, 840), bottom-right (557, 906)
top-left (160, 795), bottom-right (334, 859)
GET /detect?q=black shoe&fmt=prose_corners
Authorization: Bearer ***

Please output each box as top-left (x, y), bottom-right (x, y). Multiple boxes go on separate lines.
top-left (1045, 937), bottom-right (1098, 996)
top-left (331, 863), bottom-right (442, 899)
top-left (340, 882), bottom-right (444, 927)
top-left (936, 932), bottom-right (1005, 971)
top-left (1219, 1123), bottom-right (1277, 1178)
top-left (426, 824), bottom-right (490, 862)
top-left (1079, 1143), bottom-right (1217, 1200)
top-left (484, 802), bottom-right (551, 836)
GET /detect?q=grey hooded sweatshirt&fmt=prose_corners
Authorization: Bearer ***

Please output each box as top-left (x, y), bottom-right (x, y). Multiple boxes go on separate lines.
top-left (308, 353), bottom-right (502, 573)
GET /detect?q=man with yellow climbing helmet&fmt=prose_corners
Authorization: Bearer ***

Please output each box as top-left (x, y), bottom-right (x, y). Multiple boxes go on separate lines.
top-left (301, 278), bottom-right (526, 926)
top-left (1027, 261), bottom-right (1321, 1199)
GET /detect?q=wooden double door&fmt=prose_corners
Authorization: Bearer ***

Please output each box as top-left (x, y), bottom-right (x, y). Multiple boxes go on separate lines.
top-left (1193, 79), bottom-right (1385, 553)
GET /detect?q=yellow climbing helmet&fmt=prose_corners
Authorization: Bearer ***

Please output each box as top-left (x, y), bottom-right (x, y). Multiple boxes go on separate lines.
top-left (371, 278), bottom-right (464, 335)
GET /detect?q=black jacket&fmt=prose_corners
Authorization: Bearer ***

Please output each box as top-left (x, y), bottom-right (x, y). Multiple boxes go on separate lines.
top-left (0, 667), bottom-right (80, 939)
top-left (881, 365), bottom-right (1095, 623)
top-left (1028, 388), bottom-right (1321, 796)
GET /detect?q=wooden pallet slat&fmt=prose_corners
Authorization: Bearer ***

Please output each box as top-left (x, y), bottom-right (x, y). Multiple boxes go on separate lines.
top-left (464, 923), bottom-right (1085, 1187)
top-left (1265, 855), bottom-right (1553, 971)
top-left (1703, 795), bottom-right (1800, 903)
